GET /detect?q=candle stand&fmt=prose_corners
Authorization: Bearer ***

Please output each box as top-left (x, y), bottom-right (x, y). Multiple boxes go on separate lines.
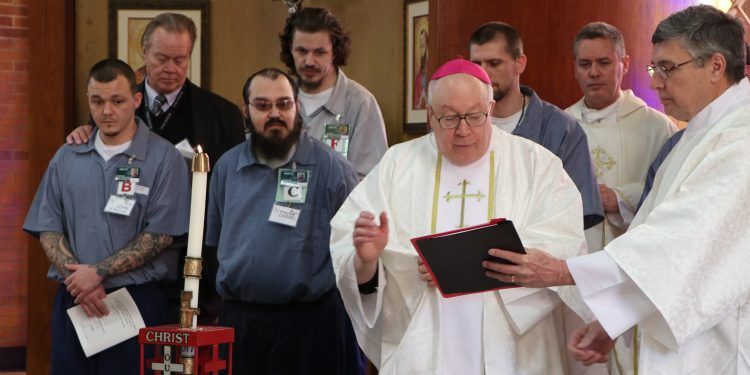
top-left (138, 147), bottom-right (234, 374)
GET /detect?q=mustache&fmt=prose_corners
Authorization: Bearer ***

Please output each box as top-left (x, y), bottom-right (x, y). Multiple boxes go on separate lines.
top-left (301, 65), bottom-right (321, 73)
top-left (264, 118), bottom-right (287, 130)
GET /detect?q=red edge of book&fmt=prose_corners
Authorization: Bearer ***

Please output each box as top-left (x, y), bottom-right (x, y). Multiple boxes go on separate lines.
top-left (410, 218), bottom-right (519, 298)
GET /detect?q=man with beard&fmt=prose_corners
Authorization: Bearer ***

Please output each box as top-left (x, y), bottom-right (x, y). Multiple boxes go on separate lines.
top-left (280, 7), bottom-right (388, 178)
top-left (204, 67), bottom-right (361, 373)
top-left (469, 22), bottom-right (603, 230)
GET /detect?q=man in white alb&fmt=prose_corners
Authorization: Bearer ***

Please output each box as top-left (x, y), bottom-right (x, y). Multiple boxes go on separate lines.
top-left (485, 5), bottom-right (750, 374)
top-left (565, 22), bottom-right (676, 375)
top-left (330, 58), bottom-right (589, 374)
top-left (567, 21), bottom-right (676, 253)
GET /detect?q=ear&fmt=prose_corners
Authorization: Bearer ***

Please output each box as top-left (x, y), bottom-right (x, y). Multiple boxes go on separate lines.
top-left (708, 52), bottom-right (727, 83)
top-left (241, 103), bottom-right (250, 119)
top-left (426, 105), bottom-right (438, 132)
top-left (133, 92), bottom-right (143, 108)
top-left (515, 54), bottom-right (528, 75)
top-left (622, 54), bottom-right (631, 75)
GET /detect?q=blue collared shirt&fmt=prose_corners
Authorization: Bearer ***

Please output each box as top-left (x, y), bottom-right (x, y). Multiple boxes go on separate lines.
top-left (23, 119), bottom-right (190, 288)
top-left (206, 130), bottom-right (359, 303)
top-left (515, 85), bottom-right (604, 229)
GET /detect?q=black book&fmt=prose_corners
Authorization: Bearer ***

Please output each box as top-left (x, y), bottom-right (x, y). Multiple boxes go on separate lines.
top-left (411, 219), bottom-right (526, 298)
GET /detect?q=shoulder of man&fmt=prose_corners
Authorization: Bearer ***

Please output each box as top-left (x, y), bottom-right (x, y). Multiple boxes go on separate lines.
top-left (338, 69), bottom-right (379, 104)
top-left (539, 98), bottom-right (583, 135)
top-left (188, 82), bottom-right (238, 110)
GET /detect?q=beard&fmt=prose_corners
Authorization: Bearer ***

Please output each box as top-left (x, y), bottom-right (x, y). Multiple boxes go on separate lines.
top-left (250, 115), bottom-right (303, 160)
top-left (298, 65), bottom-right (324, 92)
top-left (493, 85), bottom-right (510, 102)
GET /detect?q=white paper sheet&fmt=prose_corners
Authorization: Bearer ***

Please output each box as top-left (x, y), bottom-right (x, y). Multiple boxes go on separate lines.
top-left (66, 287), bottom-right (146, 357)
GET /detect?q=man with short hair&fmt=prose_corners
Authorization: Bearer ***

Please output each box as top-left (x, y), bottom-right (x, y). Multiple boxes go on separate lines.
top-left (330, 58), bottom-right (589, 374)
top-left (485, 5), bottom-right (750, 373)
top-left (24, 59), bottom-right (189, 374)
top-left (206, 67), bottom-right (361, 374)
top-left (469, 22), bottom-right (604, 230)
top-left (280, 7), bottom-right (388, 178)
top-left (568, 22), bottom-right (675, 254)
top-left (68, 12), bottom-right (246, 323)
top-left (567, 21), bottom-right (676, 375)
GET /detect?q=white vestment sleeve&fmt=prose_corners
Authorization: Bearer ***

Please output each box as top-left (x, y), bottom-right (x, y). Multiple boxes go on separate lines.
top-left (499, 288), bottom-right (560, 335)
top-left (567, 251), bottom-right (657, 338)
top-left (338, 256), bottom-right (386, 328)
top-left (609, 190), bottom-right (635, 228)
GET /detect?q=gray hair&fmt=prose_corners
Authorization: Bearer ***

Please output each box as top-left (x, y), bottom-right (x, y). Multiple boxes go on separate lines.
top-left (652, 5), bottom-right (745, 83)
top-left (141, 13), bottom-right (197, 53)
top-left (427, 75), bottom-right (493, 107)
top-left (573, 22), bottom-right (626, 59)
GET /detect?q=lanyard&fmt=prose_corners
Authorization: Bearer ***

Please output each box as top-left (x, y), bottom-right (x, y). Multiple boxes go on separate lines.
top-left (143, 84), bottom-right (186, 132)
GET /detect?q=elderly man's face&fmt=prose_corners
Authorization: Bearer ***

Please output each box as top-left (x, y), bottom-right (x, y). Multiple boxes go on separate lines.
top-left (143, 27), bottom-right (192, 94)
top-left (428, 74), bottom-right (494, 166)
top-left (470, 37), bottom-right (525, 103)
top-left (649, 39), bottom-right (713, 122)
top-left (574, 38), bottom-right (629, 110)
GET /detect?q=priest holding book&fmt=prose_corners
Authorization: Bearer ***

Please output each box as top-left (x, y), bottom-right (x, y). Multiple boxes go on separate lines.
top-left (484, 6), bottom-right (750, 374)
top-left (330, 58), bottom-right (590, 374)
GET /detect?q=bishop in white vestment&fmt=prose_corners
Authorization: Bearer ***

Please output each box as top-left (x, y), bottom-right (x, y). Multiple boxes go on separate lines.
top-left (330, 59), bottom-right (589, 374)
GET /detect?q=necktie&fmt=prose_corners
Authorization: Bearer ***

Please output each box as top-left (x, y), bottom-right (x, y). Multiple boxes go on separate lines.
top-left (151, 94), bottom-right (167, 117)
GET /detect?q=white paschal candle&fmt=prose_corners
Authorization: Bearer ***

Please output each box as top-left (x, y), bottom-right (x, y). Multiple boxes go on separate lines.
top-left (184, 145), bottom-right (210, 328)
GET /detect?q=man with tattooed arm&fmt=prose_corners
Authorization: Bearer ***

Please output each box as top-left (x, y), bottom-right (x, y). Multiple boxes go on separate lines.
top-left (23, 59), bottom-right (189, 375)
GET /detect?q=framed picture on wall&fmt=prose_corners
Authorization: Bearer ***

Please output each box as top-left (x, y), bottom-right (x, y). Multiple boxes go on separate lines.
top-left (108, 0), bottom-right (210, 87)
top-left (404, 0), bottom-right (429, 134)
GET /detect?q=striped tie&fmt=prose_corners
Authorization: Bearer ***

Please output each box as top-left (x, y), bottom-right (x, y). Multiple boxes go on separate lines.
top-left (151, 94), bottom-right (167, 116)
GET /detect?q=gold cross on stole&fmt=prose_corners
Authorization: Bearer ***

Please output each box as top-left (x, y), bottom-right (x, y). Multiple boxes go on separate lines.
top-left (591, 145), bottom-right (616, 178)
top-left (443, 179), bottom-right (485, 228)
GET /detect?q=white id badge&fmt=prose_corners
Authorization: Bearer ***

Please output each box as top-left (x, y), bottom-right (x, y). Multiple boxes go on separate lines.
top-left (268, 204), bottom-right (301, 227)
top-left (104, 195), bottom-right (136, 216)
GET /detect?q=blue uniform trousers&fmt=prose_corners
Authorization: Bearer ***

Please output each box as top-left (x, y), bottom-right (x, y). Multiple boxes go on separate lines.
top-left (50, 282), bottom-right (168, 375)
top-left (219, 289), bottom-right (364, 374)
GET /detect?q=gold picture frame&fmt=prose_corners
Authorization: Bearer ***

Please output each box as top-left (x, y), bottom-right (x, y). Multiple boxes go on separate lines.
top-left (404, 0), bottom-right (429, 134)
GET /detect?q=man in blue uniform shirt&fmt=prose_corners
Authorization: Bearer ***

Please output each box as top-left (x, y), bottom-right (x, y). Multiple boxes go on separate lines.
top-left (469, 22), bottom-right (604, 229)
top-left (205, 67), bottom-right (361, 373)
top-left (23, 59), bottom-right (189, 374)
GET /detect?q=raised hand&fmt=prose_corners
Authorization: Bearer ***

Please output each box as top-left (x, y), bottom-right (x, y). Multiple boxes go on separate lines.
top-left (352, 211), bottom-right (388, 284)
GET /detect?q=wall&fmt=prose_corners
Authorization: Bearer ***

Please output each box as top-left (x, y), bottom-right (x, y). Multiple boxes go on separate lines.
top-left (430, 0), bottom-right (700, 112)
top-left (0, 0), bottom-right (28, 370)
top-left (75, 0), bottom-right (404, 145)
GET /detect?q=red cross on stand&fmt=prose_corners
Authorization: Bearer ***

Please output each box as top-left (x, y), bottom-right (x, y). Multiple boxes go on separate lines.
top-left (139, 325), bottom-right (234, 374)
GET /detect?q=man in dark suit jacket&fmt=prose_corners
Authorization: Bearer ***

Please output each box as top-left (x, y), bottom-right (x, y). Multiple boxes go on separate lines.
top-left (68, 13), bottom-right (245, 324)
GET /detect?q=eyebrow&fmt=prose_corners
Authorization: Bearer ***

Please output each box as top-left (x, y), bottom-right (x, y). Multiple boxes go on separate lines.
top-left (251, 96), bottom-right (293, 101)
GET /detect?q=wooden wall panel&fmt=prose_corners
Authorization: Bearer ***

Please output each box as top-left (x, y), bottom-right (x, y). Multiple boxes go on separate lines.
top-left (430, 0), bottom-right (699, 110)
top-left (27, 1), bottom-right (75, 374)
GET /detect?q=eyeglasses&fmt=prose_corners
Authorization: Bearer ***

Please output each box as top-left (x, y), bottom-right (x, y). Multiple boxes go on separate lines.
top-left (646, 57), bottom-right (700, 80)
top-left (249, 98), bottom-right (294, 112)
top-left (432, 112), bottom-right (489, 129)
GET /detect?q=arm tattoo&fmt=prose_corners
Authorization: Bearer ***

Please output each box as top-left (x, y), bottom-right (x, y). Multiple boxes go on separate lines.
top-left (39, 232), bottom-right (78, 278)
top-left (95, 232), bottom-right (173, 279)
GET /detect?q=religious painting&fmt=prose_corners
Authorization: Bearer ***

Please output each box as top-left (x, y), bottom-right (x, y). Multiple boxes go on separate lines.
top-left (108, 0), bottom-right (210, 87)
top-left (404, 0), bottom-right (429, 134)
